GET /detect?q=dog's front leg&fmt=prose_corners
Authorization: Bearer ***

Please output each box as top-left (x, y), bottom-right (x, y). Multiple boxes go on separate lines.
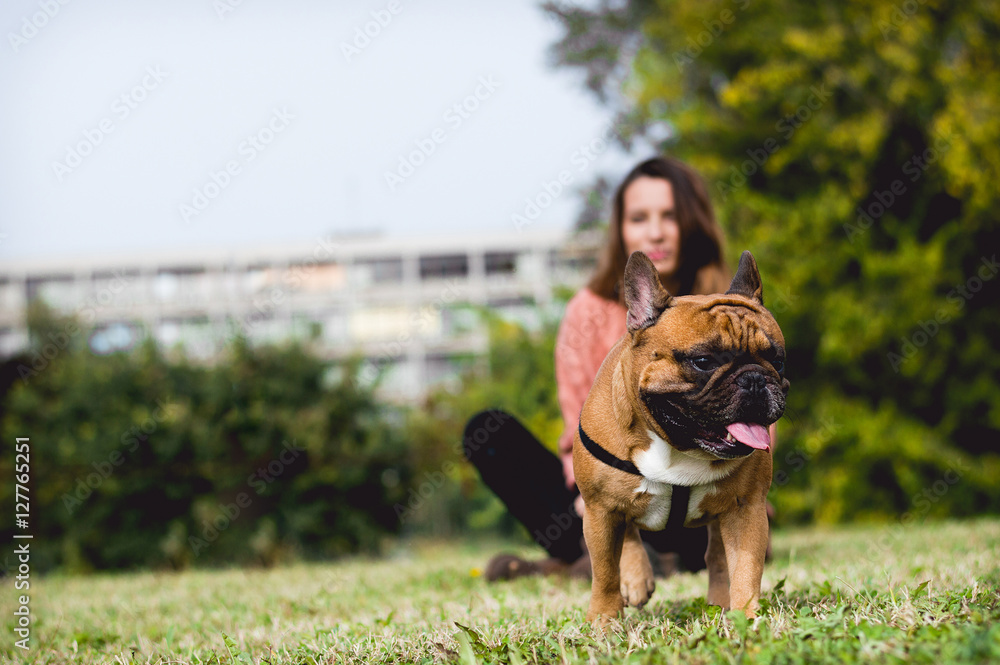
top-left (705, 519), bottom-right (730, 608)
top-left (717, 500), bottom-right (768, 618)
top-left (583, 503), bottom-right (626, 626)
top-left (619, 523), bottom-right (655, 608)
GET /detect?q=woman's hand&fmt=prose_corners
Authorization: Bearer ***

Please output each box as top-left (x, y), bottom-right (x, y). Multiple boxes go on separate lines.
top-left (561, 451), bottom-right (576, 489)
top-left (574, 494), bottom-right (585, 518)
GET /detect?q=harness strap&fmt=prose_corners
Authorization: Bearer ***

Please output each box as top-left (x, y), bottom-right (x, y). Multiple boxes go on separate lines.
top-left (578, 423), bottom-right (692, 527)
top-left (578, 423), bottom-right (641, 476)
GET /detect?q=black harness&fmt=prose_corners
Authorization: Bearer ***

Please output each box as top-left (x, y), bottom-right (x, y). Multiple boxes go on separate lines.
top-left (578, 423), bottom-right (691, 531)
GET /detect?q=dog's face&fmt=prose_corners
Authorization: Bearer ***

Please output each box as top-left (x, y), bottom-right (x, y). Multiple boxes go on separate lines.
top-left (623, 251), bottom-right (789, 460)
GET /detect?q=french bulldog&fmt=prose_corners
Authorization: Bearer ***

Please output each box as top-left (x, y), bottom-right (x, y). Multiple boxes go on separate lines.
top-left (573, 250), bottom-right (788, 626)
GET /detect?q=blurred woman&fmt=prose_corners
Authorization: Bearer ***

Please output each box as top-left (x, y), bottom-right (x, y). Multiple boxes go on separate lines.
top-left (465, 156), bottom-right (770, 579)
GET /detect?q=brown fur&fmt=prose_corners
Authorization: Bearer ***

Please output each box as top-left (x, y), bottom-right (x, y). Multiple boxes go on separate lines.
top-left (573, 251), bottom-right (786, 627)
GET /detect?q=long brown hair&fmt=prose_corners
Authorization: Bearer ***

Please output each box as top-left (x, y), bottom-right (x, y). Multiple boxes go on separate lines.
top-left (587, 156), bottom-right (729, 302)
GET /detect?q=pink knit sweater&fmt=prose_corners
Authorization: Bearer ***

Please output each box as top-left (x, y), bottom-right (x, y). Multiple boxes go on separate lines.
top-left (554, 288), bottom-right (627, 458)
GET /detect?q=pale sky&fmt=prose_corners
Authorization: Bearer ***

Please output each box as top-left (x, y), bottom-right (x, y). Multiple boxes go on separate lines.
top-left (0, 0), bottom-right (642, 262)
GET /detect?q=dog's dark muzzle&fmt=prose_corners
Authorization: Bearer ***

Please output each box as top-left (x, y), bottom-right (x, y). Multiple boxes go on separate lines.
top-left (641, 383), bottom-right (782, 460)
top-left (730, 367), bottom-right (786, 424)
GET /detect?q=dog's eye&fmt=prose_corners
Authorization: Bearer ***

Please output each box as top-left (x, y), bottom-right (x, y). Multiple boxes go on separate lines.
top-left (691, 356), bottom-right (720, 372)
top-left (771, 358), bottom-right (785, 374)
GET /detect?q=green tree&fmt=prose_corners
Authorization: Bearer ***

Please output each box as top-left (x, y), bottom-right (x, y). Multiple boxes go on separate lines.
top-left (546, 0), bottom-right (1000, 523)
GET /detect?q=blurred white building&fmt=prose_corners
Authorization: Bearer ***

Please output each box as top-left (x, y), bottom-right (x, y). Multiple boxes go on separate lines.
top-left (0, 230), bottom-right (599, 400)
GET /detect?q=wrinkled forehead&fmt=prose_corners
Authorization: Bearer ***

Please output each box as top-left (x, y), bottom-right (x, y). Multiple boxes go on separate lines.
top-left (650, 295), bottom-right (784, 352)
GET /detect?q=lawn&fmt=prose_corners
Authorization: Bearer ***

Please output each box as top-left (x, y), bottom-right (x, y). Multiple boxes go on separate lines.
top-left (2, 517), bottom-right (998, 664)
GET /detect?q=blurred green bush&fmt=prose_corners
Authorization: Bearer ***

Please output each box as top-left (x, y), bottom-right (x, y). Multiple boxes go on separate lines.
top-left (0, 304), bottom-right (414, 573)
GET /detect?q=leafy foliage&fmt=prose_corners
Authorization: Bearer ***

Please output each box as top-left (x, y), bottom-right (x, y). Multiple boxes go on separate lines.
top-left (0, 305), bottom-right (413, 572)
top-left (400, 308), bottom-right (565, 538)
top-left (546, 0), bottom-right (1000, 523)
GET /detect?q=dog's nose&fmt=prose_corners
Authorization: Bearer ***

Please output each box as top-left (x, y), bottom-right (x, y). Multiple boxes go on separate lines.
top-left (736, 371), bottom-right (767, 395)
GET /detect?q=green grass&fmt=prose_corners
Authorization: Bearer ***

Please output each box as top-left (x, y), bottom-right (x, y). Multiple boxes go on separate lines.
top-left (2, 518), bottom-right (999, 664)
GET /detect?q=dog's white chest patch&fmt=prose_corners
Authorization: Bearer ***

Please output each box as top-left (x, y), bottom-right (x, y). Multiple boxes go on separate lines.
top-left (635, 429), bottom-right (735, 485)
top-left (634, 478), bottom-right (673, 530)
top-left (632, 429), bottom-right (734, 530)
top-left (633, 479), bottom-right (715, 530)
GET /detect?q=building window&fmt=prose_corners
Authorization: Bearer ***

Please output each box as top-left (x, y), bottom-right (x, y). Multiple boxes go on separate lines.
top-left (419, 254), bottom-right (468, 279)
top-left (424, 352), bottom-right (474, 390)
top-left (88, 322), bottom-right (139, 355)
top-left (0, 278), bottom-right (20, 313)
top-left (92, 268), bottom-right (140, 307)
top-left (155, 266), bottom-right (208, 303)
top-left (26, 274), bottom-right (75, 308)
top-left (356, 257), bottom-right (403, 284)
top-left (153, 272), bottom-right (180, 302)
top-left (243, 264), bottom-right (270, 294)
top-left (156, 315), bottom-right (216, 357)
top-left (485, 251), bottom-right (517, 275)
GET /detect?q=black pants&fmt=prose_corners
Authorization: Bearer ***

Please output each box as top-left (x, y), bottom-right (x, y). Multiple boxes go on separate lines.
top-left (463, 409), bottom-right (707, 572)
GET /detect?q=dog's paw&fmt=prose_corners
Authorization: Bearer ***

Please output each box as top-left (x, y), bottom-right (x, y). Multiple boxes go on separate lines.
top-left (619, 542), bottom-right (655, 608)
top-left (587, 611), bottom-right (614, 633)
top-left (620, 570), bottom-right (655, 608)
top-left (706, 585), bottom-right (729, 608)
top-left (587, 597), bottom-right (625, 632)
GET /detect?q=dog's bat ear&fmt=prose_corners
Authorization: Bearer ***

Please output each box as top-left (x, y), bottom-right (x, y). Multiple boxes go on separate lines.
top-left (625, 251), bottom-right (673, 332)
top-left (726, 250), bottom-right (764, 305)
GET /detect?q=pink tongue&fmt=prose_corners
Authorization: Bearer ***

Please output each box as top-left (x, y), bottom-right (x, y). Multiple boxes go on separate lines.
top-left (726, 422), bottom-right (770, 451)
